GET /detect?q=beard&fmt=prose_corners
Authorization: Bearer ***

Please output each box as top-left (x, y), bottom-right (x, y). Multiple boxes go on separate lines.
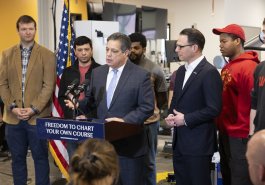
top-left (129, 53), bottom-right (141, 64)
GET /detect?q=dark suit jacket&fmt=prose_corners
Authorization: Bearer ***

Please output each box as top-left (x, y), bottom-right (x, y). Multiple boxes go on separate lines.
top-left (169, 57), bottom-right (222, 156)
top-left (81, 60), bottom-right (154, 157)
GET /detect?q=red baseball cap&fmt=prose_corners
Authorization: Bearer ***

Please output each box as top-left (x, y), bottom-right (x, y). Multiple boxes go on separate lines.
top-left (212, 24), bottom-right (245, 41)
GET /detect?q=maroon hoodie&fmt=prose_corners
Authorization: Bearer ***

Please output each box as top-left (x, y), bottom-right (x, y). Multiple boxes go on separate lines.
top-left (216, 51), bottom-right (260, 138)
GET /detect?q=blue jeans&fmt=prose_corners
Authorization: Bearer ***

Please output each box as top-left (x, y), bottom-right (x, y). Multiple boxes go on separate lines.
top-left (144, 122), bottom-right (159, 185)
top-left (5, 121), bottom-right (50, 185)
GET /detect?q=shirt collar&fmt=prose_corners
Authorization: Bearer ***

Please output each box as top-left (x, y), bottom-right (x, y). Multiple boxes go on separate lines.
top-left (185, 55), bottom-right (204, 71)
top-left (108, 63), bottom-right (126, 74)
top-left (20, 42), bottom-right (34, 51)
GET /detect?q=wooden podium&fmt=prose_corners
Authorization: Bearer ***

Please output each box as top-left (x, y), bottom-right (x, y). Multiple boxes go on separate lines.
top-left (36, 117), bottom-right (142, 142)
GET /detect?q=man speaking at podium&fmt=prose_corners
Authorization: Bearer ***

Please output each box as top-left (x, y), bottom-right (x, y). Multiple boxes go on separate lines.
top-left (66, 32), bottom-right (154, 185)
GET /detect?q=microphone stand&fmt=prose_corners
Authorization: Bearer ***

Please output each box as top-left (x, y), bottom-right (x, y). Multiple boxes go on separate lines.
top-left (67, 81), bottom-right (89, 120)
top-left (69, 93), bottom-right (86, 120)
top-left (68, 94), bottom-right (79, 120)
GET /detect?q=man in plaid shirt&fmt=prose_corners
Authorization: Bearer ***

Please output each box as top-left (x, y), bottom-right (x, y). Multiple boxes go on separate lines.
top-left (0, 15), bottom-right (56, 185)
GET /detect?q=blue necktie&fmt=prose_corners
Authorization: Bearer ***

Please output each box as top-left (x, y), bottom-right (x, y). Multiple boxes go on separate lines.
top-left (107, 69), bottom-right (118, 108)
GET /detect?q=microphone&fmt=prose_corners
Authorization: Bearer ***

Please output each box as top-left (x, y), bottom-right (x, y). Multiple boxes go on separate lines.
top-left (64, 79), bottom-right (79, 97)
top-left (73, 79), bottom-right (90, 97)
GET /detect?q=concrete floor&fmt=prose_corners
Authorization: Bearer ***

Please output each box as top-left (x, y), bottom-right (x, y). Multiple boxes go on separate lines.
top-left (0, 134), bottom-right (173, 185)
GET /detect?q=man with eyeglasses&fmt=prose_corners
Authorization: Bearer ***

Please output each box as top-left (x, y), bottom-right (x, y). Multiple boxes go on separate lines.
top-left (65, 32), bottom-right (154, 185)
top-left (165, 28), bottom-right (222, 185)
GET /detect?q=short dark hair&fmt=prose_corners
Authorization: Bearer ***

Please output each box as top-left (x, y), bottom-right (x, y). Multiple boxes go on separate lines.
top-left (128, 32), bottom-right (147, 48)
top-left (263, 18), bottom-right (265, 25)
top-left (179, 28), bottom-right (205, 51)
top-left (74, 36), bottom-right (93, 49)
top-left (107, 32), bottom-right (131, 52)
top-left (16, 15), bottom-right (36, 30)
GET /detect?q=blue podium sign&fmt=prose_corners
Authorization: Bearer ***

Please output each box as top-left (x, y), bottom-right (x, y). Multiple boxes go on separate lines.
top-left (37, 117), bottom-right (143, 142)
top-left (37, 118), bottom-right (105, 141)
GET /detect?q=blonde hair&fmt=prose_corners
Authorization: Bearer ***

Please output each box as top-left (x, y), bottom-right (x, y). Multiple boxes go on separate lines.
top-left (70, 138), bottom-right (119, 185)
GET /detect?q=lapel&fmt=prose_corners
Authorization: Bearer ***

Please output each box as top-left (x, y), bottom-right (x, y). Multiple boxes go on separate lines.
top-left (177, 58), bottom-right (206, 102)
top-left (14, 45), bottom-right (23, 88)
top-left (101, 65), bottom-right (109, 86)
top-left (108, 61), bottom-right (132, 109)
top-left (24, 44), bottom-right (39, 88)
top-left (100, 65), bottom-right (110, 109)
top-left (173, 65), bottom-right (185, 103)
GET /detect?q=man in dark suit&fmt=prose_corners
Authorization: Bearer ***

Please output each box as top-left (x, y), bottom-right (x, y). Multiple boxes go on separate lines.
top-left (165, 28), bottom-right (222, 185)
top-left (66, 32), bottom-right (154, 185)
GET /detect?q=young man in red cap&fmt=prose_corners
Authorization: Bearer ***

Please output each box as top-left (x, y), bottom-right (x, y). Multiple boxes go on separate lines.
top-left (213, 24), bottom-right (260, 185)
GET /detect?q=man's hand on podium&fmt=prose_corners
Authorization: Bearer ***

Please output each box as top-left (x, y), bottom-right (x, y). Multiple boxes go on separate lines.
top-left (105, 117), bottom-right (124, 122)
top-left (76, 115), bottom-right (87, 120)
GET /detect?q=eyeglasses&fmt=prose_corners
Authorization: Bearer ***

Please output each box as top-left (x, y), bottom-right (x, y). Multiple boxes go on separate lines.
top-left (176, 44), bottom-right (193, 49)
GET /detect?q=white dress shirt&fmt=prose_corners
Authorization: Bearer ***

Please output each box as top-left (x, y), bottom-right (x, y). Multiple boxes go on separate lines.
top-left (106, 64), bottom-right (125, 91)
top-left (182, 55), bottom-right (204, 89)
